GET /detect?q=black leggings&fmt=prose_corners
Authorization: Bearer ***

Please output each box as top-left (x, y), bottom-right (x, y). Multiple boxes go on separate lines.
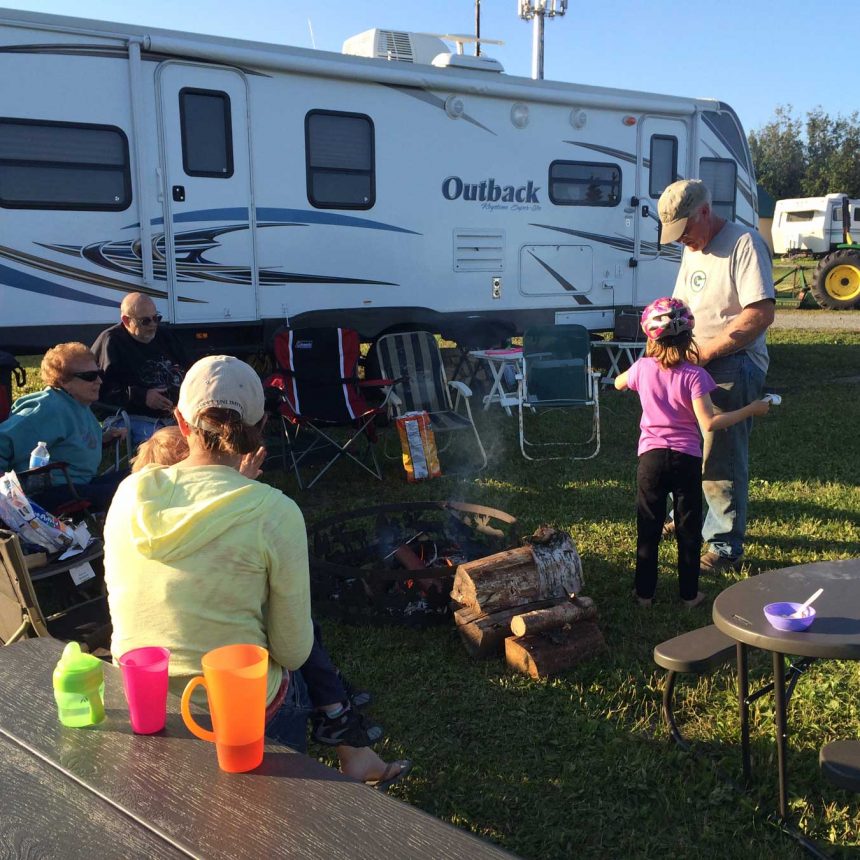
top-left (635, 448), bottom-right (702, 601)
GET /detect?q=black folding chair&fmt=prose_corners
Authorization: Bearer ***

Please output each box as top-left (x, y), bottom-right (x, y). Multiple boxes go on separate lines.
top-left (264, 327), bottom-right (396, 489)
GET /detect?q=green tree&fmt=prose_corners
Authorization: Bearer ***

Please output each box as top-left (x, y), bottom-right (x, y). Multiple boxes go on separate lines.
top-left (748, 105), bottom-right (805, 199)
top-left (803, 107), bottom-right (860, 197)
top-left (749, 106), bottom-right (860, 200)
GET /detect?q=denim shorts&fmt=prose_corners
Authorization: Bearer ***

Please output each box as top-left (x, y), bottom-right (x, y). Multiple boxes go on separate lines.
top-left (264, 669), bottom-right (314, 753)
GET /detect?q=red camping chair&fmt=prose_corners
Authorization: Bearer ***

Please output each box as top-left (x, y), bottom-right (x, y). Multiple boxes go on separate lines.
top-left (264, 327), bottom-right (397, 489)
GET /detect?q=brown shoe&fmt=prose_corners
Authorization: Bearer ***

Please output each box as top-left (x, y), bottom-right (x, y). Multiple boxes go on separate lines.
top-left (700, 551), bottom-right (742, 574)
top-left (660, 519), bottom-right (675, 540)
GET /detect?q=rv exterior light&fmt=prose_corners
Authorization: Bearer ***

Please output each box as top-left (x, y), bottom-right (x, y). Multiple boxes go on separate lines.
top-left (569, 108), bottom-right (587, 130)
top-left (511, 103), bottom-right (529, 128)
top-left (622, 115), bottom-right (637, 126)
top-left (445, 95), bottom-right (465, 119)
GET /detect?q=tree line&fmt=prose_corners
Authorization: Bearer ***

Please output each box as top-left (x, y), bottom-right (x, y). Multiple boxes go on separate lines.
top-left (748, 105), bottom-right (860, 200)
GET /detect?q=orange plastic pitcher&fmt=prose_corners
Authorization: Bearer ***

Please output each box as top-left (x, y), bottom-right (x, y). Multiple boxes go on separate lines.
top-left (180, 644), bottom-right (269, 773)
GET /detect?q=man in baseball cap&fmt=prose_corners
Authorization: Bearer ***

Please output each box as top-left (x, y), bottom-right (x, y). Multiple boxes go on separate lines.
top-left (657, 179), bottom-right (775, 576)
top-left (657, 179), bottom-right (711, 247)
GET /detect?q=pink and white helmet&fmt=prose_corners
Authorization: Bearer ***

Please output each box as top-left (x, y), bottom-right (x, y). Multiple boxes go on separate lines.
top-left (640, 297), bottom-right (695, 341)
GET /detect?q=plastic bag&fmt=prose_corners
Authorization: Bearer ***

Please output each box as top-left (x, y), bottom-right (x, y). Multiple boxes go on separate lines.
top-left (0, 471), bottom-right (76, 552)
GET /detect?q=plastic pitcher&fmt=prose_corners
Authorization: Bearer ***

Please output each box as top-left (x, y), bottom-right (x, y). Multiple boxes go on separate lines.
top-left (118, 646), bottom-right (171, 734)
top-left (180, 644), bottom-right (268, 773)
top-left (52, 641), bottom-right (105, 727)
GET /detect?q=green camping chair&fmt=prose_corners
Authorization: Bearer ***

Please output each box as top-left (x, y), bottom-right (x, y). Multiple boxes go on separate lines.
top-left (516, 324), bottom-right (601, 461)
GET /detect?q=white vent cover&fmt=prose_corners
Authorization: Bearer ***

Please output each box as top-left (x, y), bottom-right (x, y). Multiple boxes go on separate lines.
top-left (432, 54), bottom-right (503, 73)
top-left (454, 229), bottom-right (505, 272)
top-left (342, 29), bottom-right (449, 64)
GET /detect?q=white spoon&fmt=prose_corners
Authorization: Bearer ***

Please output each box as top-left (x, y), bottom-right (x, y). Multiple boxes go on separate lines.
top-left (789, 587), bottom-right (823, 618)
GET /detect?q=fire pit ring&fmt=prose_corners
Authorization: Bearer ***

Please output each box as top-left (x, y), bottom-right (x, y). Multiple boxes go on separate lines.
top-left (308, 501), bottom-right (519, 627)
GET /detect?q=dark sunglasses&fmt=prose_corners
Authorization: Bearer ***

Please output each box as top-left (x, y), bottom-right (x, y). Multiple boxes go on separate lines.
top-left (130, 314), bottom-right (163, 326)
top-left (71, 369), bottom-right (106, 382)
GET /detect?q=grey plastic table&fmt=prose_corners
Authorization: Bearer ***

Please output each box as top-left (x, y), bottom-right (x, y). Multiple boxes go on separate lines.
top-left (712, 558), bottom-right (860, 820)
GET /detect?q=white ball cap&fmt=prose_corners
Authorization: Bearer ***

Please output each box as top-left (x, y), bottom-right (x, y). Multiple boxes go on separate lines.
top-left (177, 355), bottom-right (265, 427)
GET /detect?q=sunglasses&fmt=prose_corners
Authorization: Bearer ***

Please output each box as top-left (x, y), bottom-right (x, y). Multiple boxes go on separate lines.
top-left (130, 314), bottom-right (163, 326)
top-left (71, 369), bottom-right (106, 382)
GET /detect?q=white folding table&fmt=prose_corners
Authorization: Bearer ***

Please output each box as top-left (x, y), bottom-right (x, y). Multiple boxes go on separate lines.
top-left (468, 348), bottom-right (523, 416)
top-left (591, 340), bottom-right (646, 385)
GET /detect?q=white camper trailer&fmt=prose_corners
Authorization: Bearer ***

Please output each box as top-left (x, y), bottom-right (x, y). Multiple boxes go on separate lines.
top-left (772, 194), bottom-right (860, 256)
top-left (0, 9), bottom-right (759, 353)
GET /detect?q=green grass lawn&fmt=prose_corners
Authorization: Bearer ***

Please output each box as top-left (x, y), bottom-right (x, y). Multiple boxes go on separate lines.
top-left (11, 323), bottom-right (860, 858)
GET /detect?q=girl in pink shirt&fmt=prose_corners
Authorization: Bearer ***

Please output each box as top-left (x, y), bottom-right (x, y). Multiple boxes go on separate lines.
top-left (615, 298), bottom-right (769, 607)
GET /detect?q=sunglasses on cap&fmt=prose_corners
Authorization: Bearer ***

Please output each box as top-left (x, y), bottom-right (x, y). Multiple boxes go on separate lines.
top-left (71, 369), bottom-right (106, 382)
top-left (129, 314), bottom-right (163, 326)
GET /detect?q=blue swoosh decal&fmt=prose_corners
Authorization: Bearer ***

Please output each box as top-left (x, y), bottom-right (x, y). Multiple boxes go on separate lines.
top-left (125, 208), bottom-right (419, 235)
top-left (0, 263), bottom-right (119, 308)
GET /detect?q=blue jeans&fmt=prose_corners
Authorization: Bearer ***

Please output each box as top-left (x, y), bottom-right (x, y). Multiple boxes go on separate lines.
top-left (701, 353), bottom-right (766, 559)
top-left (264, 669), bottom-right (314, 753)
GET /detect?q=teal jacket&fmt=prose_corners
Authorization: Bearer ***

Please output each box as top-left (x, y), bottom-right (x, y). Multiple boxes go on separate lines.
top-left (0, 388), bottom-right (102, 484)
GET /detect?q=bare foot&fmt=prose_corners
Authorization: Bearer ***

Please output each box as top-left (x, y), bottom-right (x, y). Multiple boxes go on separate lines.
top-left (337, 745), bottom-right (392, 782)
top-left (683, 591), bottom-right (706, 608)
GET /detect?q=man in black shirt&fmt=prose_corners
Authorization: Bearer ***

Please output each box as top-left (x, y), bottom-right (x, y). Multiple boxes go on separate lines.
top-left (92, 293), bottom-right (190, 446)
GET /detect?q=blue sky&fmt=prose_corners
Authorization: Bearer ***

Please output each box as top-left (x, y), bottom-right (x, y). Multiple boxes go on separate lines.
top-left (5, 0), bottom-right (857, 135)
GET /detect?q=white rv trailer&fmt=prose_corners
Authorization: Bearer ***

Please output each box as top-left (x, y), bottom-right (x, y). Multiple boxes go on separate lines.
top-left (772, 194), bottom-right (860, 256)
top-left (0, 9), bottom-right (759, 354)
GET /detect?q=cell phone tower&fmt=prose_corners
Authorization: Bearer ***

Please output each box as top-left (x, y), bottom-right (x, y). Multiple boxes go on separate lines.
top-left (518, 0), bottom-right (568, 80)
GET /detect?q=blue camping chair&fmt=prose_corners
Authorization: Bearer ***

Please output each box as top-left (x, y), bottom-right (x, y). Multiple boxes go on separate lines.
top-left (516, 324), bottom-right (601, 461)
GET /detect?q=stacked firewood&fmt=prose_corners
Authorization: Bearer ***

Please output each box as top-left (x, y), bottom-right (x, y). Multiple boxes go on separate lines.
top-left (450, 527), bottom-right (606, 678)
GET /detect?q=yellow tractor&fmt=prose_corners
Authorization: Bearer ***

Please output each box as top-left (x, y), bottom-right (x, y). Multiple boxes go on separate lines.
top-left (812, 195), bottom-right (860, 309)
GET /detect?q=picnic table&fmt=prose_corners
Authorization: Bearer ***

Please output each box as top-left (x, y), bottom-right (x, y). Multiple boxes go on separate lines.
top-left (712, 558), bottom-right (860, 821)
top-left (0, 638), bottom-right (517, 859)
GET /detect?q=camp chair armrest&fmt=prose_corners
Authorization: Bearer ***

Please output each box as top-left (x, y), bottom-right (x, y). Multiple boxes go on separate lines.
top-left (18, 461), bottom-right (76, 487)
top-left (448, 380), bottom-right (473, 398)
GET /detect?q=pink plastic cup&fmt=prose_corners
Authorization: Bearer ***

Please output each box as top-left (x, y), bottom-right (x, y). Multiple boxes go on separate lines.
top-left (118, 646), bottom-right (171, 734)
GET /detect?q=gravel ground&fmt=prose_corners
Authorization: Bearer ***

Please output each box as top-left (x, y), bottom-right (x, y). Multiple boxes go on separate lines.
top-left (771, 308), bottom-right (860, 331)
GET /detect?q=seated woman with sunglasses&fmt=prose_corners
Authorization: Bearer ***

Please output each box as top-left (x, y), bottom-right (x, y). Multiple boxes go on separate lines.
top-left (0, 342), bottom-right (128, 512)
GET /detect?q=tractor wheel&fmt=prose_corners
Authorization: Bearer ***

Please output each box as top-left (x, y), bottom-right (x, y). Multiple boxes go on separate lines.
top-left (811, 249), bottom-right (860, 309)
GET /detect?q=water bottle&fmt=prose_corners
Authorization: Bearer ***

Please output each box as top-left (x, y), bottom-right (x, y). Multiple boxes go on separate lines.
top-left (52, 641), bottom-right (106, 727)
top-left (29, 441), bottom-right (50, 469)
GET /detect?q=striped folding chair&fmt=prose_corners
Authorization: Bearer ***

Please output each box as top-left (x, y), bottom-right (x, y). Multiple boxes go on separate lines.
top-left (374, 331), bottom-right (487, 471)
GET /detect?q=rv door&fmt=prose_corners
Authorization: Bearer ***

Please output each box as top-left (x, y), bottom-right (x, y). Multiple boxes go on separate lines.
top-left (156, 63), bottom-right (258, 324)
top-left (629, 116), bottom-right (688, 305)
top-left (635, 117), bottom-right (688, 262)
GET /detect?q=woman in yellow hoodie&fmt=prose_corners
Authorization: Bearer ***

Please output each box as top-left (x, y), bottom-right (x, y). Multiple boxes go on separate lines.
top-left (105, 355), bottom-right (408, 788)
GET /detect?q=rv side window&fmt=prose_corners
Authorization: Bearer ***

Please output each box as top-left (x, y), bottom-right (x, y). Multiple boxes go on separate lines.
top-left (698, 158), bottom-right (736, 221)
top-left (305, 111), bottom-right (375, 209)
top-left (179, 89), bottom-right (234, 178)
top-left (832, 209), bottom-right (842, 222)
top-left (785, 210), bottom-right (815, 222)
top-left (549, 161), bottom-right (621, 206)
top-left (649, 136), bottom-right (677, 199)
top-left (0, 118), bottom-right (130, 210)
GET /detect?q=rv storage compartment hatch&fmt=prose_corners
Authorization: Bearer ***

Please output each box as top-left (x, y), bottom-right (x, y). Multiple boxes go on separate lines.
top-left (519, 245), bottom-right (593, 297)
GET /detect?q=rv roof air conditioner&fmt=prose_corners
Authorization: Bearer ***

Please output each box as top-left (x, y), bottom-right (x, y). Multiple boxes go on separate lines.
top-left (342, 29), bottom-right (503, 72)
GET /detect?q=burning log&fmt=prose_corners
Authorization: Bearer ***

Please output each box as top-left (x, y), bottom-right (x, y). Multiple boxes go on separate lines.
top-left (510, 596), bottom-right (596, 637)
top-left (505, 621), bottom-right (606, 679)
top-left (450, 527), bottom-right (583, 614)
top-left (453, 598), bottom-right (560, 658)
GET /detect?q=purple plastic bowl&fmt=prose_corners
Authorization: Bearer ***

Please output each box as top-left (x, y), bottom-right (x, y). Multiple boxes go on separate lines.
top-left (764, 602), bottom-right (816, 632)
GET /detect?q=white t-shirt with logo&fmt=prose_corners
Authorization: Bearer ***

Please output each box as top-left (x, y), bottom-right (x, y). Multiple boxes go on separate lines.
top-left (673, 220), bottom-right (774, 373)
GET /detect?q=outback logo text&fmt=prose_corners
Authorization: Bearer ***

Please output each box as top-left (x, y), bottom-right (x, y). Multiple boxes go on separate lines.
top-left (442, 176), bottom-right (540, 204)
